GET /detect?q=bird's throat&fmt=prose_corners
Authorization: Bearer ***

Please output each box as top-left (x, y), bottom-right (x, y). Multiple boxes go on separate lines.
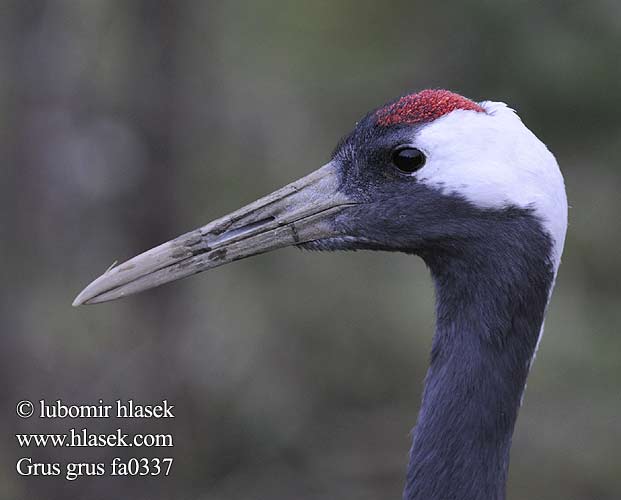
top-left (404, 214), bottom-right (556, 500)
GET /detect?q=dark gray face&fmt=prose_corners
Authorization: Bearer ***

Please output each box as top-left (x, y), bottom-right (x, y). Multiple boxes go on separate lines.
top-left (301, 118), bottom-right (525, 261)
top-left (298, 122), bottom-right (439, 253)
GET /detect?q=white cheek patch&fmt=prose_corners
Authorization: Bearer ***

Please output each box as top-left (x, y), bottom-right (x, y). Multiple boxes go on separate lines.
top-left (414, 101), bottom-right (568, 270)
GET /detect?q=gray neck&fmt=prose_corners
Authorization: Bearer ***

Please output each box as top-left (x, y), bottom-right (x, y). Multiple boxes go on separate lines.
top-left (404, 215), bottom-right (555, 500)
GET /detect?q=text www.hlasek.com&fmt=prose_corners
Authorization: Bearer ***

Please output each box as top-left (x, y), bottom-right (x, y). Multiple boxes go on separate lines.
top-left (15, 398), bottom-right (175, 480)
top-left (16, 428), bottom-right (173, 448)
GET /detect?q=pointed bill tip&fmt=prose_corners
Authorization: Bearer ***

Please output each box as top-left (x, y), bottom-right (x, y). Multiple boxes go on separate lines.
top-left (73, 261), bottom-right (118, 306)
top-left (72, 281), bottom-right (96, 306)
top-left (71, 274), bottom-right (121, 306)
top-left (72, 285), bottom-right (111, 306)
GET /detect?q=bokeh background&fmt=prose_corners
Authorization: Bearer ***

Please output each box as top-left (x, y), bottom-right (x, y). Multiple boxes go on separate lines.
top-left (2, 1), bottom-right (620, 499)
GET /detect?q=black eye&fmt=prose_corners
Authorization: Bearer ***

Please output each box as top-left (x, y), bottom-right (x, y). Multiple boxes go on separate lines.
top-left (392, 147), bottom-right (426, 174)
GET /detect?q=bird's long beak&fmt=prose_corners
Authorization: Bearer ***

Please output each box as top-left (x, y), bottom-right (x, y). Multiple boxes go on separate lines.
top-left (73, 162), bottom-right (354, 306)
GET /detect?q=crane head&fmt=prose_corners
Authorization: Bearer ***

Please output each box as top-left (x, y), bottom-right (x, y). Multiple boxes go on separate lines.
top-left (73, 89), bottom-right (567, 306)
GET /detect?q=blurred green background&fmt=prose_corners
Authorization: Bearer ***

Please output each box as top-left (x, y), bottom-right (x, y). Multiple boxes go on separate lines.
top-left (2, 1), bottom-right (620, 499)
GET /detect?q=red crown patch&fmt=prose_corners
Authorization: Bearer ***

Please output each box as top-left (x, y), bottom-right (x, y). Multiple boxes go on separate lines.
top-left (376, 89), bottom-right (484, 127)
